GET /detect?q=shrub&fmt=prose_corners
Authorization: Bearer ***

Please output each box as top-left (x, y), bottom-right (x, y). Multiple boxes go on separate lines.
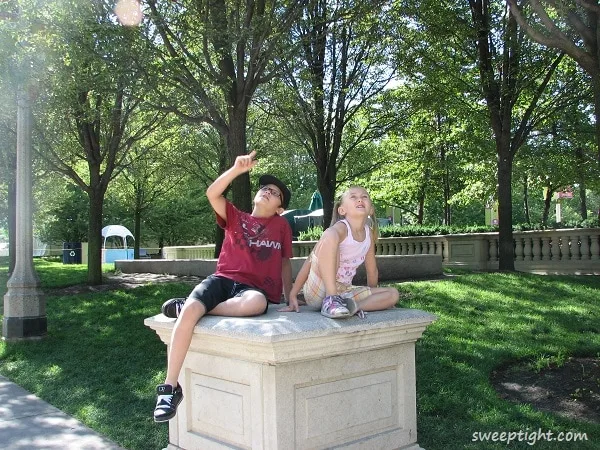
top-left (297, 220), bottom-right (598, 241)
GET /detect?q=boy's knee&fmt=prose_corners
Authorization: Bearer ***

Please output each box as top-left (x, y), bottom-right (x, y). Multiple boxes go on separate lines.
top-left (239, 291), bottom-right (268, 315)
top-left (179, 299), bottom-right (206, 320)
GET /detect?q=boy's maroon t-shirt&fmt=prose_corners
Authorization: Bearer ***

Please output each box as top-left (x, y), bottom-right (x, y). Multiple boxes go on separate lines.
top-left (214, 201), bottom-right (292, 303)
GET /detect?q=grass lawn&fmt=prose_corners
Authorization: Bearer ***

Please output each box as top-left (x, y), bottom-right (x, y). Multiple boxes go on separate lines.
top-left (1, 258), bottom-right (599, 449)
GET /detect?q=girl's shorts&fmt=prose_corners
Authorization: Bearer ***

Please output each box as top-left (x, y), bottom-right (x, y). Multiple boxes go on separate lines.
top-left (302, 258), bottom-right (371, 310)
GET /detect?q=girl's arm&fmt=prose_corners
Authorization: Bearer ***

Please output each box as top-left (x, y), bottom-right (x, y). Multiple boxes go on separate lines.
top-left (278, 256), bottom-right (311, 312)
top-left (314, 225), bottom-right (343, 296)
top-left (364, 234), bottom-right (379, 288)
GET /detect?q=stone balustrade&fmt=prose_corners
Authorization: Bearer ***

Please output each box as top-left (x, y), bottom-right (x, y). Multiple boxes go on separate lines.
top-left (159, 228), bottom-right (600, 275)
top-left (162, 245), bottom-right (215, 260)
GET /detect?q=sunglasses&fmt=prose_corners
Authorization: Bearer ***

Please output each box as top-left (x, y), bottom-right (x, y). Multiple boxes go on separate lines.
top-left (259, 185), bottom-right (282, 198)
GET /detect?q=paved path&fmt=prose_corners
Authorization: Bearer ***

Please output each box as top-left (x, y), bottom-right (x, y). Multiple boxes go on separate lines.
top-left (0, 375), bottom-right (126, 450)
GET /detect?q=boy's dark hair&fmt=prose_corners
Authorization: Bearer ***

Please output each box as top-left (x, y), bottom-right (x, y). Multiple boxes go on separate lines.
top-left (258, 174), bottom-right (291, 209)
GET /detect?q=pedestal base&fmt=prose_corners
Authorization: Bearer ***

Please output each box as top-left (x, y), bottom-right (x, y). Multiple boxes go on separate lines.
top-left (3, 285), bottom-right (47, 340)
top-left (145, 305), bottom-right (435, 450)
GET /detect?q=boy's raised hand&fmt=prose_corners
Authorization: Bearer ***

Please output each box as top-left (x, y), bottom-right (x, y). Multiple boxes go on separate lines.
top-left (233, 150), bottom-right (258, 173)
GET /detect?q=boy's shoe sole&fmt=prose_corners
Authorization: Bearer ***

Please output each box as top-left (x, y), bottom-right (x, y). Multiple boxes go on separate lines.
top-left (161, 298), bottom-right (186, 318)
top-left (154, 383), bottom-right (183, 422)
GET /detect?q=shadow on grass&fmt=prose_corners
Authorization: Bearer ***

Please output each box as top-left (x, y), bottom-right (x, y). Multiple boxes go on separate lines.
top-left (2, 264), bottom-right (600, 450)
top-left (399, 272), bottom-right (600, 449)
top-left (0, 282), bottom-right (191, 450)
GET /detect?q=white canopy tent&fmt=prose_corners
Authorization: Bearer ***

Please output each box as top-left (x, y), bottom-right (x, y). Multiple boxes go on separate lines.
top-left (101, 225), bottom-right (134, 249)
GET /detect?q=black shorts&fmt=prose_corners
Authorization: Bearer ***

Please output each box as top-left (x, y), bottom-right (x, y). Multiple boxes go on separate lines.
top-left (188, 274), bottom-right (269, 314)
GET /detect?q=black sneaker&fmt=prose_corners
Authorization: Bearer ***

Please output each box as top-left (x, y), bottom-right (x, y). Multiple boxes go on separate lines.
top-left (153, 383), bottom-right (183, 422)
top-left (161, 298), bottom-right (186, 318)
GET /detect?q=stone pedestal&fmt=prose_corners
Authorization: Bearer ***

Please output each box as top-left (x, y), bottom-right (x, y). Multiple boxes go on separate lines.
top-left (145, 305), bottom-right (436, 450)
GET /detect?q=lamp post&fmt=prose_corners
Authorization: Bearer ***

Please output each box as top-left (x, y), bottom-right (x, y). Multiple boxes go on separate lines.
top-left (2, 13), bottom-right (47, 340)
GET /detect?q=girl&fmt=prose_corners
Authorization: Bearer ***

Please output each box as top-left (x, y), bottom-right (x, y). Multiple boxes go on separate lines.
top-left (280, 186), bottom-right (399, 318)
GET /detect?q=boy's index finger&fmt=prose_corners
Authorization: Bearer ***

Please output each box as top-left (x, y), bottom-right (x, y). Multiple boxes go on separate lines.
top-left (248, 149), bottom-right (258, 160)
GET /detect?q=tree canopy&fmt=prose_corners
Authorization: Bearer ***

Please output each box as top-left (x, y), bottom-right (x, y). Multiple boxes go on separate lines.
top-left (1, 0), bottom-right (598, 281)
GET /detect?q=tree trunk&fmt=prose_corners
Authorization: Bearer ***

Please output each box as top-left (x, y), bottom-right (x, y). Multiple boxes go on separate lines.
top-left (542, 186), bottom-right (553, 227)
top-left (87, 189), bottom-right (104, 285)
top-left (575, 147), bottom-right (587, 220)
top-left (594, 75), bottom-right (600, 225)
top-left (523, 174), bottom-right (530, 224)
top-left (226, 106), bottom-right (251, 212)
top-left (497, 144), bottom-right (514, 271)
top-left (440, 143), bottom-right (451, 225)
top-left (318, 175), bottom-right (336, 230)
top-left (417, 191), bottom-right (425, 225)
top-left (134, 207), bottom-right (141, 259)
top-left (214, 136), bottom-right (230, 257)
top-left (592, 75), bottom-right (600, 168)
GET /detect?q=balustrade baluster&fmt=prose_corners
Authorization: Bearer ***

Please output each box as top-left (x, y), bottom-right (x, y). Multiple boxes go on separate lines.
top-left (570, 235), bottom-right (581, 260)
top-left (408, 242), bottom-right (415, 255)
top-left (531, 238), bottom-right (541, 261)
top-left (560, 234), bottom-right (570, 260)
top-left (523, 237), bottom-right (532, 261)
top-left (551, 235), bottom-right (561, 261)
top-left (541, 237), bottom-right (551, 261)
top-left (580, 234), bottom-right (590, 260)
top-left (590, 235), bottom-right (600, 260)
top-left (514, 237), bottom-right (523, 261)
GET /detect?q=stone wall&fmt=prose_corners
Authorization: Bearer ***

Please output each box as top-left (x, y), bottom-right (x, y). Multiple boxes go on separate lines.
top-left (116, 254), bottom-right (442, 282)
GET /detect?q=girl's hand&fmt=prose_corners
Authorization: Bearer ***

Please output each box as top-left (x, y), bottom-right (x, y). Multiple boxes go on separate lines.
top-left (278, 295), bottom-right (300, 313)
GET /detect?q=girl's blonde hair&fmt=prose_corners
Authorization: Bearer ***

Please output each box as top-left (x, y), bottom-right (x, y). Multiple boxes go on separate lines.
top-left (330, 185), bottom-right (379, 242)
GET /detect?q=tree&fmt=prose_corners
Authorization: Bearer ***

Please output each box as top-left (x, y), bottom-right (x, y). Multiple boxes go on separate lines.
top-left (0, 1), bottom-right (22, 274)
top-left (272, 0), bottom-right (399, 227)
top-left (384, 1), bottom-right (499, 227)
top-left (34, 0), bottom-right (164, 284)
top-left (507, 0), bottom-right (600, 166)
top-left (468, 0), bottom-right (565, 269)
top-left (37, 184), bottom-right (88, 244)
top-left (113, 118), bottom-right (214, 257)
top-left (0, 80), bottom-right (16, 273)
top-left (143, 0), bottom-right (305, 216)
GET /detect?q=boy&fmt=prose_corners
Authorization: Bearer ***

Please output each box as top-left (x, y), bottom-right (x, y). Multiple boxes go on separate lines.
top-left (153, 150), bottom-right (292, 422)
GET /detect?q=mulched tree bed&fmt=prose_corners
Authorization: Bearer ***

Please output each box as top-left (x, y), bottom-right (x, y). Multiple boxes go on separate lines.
top-left (492, 357), bottom-right (600, 423)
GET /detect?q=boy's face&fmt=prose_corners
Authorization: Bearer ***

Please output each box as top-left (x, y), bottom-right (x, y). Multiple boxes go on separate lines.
top-left (254, 184), bottom-right (284, 212)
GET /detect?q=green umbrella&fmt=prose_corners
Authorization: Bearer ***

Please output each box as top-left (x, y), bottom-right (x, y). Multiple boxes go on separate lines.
top-left (308, 191), bottom-right (323, 211)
